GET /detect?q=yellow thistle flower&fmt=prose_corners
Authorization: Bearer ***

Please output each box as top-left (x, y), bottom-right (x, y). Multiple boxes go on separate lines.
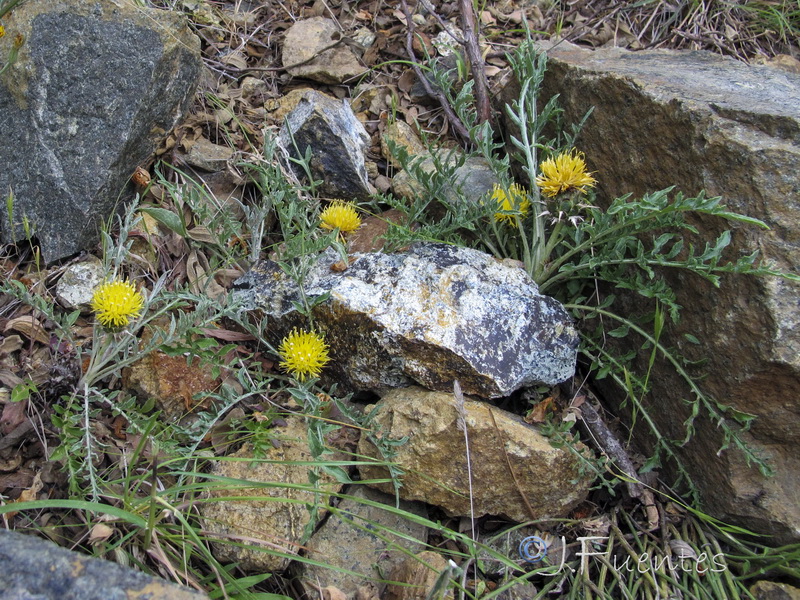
top-left (535, 149), bottom-right (597, 198)
top-left (279, 328), bottom-right (330, 381)
top-left (91, 279), bottom-right (145, 327)
top-left (320, 201), bottom-right (361, 233)
top-left (492, 183), bottom-right (531, 224)
top-left (0, 25), bottom-right (5, 38)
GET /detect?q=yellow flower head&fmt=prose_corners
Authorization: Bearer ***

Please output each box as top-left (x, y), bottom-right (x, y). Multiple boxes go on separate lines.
top-left (0, 24), bottom-right (5, 38)
top-left (91, 279), bottom-right (145, 327)
top-left (320, 201), bottom-right (361, 233)
top-left (535, 149), bottom-right (597, 198)
top-left (279, 328), bottom-right (330, 381)
top-left (492, 183), bottom-right (531, 224)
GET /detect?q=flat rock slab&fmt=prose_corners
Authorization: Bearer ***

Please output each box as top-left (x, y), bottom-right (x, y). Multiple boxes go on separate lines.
top-left (357, 386), bottom-right (593, 522)
top-left (300, 485), bottom-right (429, 598)
top-left (201, 418), bottom-right (346, 573)
top-left (234, 243), bottom-right (578, 397)
top-left (0, 529), bottom-right (207, 599)
top-left (0, 0), bottom-right (201, 262)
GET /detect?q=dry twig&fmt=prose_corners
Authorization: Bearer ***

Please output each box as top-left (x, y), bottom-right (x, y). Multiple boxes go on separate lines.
top-left (457, 0), bottom-right (492, 126)
top-left (399, 0), bottom-right (471, 144)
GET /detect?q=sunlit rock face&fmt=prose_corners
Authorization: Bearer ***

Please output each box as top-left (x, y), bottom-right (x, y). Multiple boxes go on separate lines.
top-left (233, 242), bottom-right (578, 398)
top-left (357, 386), bottom-right (594, 522)
top-left (532, 40), bottom-right (800, 542)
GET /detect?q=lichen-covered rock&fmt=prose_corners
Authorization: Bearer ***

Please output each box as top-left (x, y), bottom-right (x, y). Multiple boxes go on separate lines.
top-left (533, 40), bottom-right (800, 542)
top-left (278, 89), bottom-right (372, 200)
top-left (299, 486), bottom-right (429, 597)
top-left (357, 387), bottom-right (593, 522)
top-left (233, 243), bottom-right (578, 397)
top-left (54, 255), bottom-right (104, 310)
top-left (0, 0), bottom-right (201, 262)
top-left (201, 418), bottom-right (345, 573)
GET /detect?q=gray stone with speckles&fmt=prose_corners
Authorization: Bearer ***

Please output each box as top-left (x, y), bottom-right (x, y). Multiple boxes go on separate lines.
top-left (233, 243), bottom-right (578, 398)
top-left (0, 0), bottom-right (201, 263)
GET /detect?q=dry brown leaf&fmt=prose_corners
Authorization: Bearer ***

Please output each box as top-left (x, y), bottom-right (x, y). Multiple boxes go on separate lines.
top-left (0, 370), bottom-right (24, 388)
top-left (322, 586), bottom-right (348, 600)
top-left (220, 50), bottom-right (249, 70)
top-left (89, 523), bottom-right (115, 545)
top-left (393, 8), bottom-right (408, 26)
top-left (4, 316), bottom-right (49, 345)
top-left (0, 397), bottom-right (28, 433)
top-left (18, 472), bottom-right (43, 503)
top-left (0, 334), bottom-right (24, 355)
top-left (525, 396), bottom-right (555, 424)
top-left (187, 226), bottom-right (216, 243)
top-left (198, 328), bottom-right (256, 342)
top-left (186, 251), bottom-right (227, 300)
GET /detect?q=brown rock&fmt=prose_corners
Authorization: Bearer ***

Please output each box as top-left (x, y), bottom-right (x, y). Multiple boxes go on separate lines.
top-left (385, 552), bottom-right (453, 600)
top-left (347, 209), bottom-right (407, 254)
top-left (185, 136), bottom-right (234, 172)
top-left (357, 387), bottom-right (593, 522)
top-left (124, 324), bottom-right (222, 421)
top-left (299, 485), bottom-right (429, 597)
top-left (202, 418), bottom-right (346, 573)
top-left (381, 120), bottom-right (427, 168)
top-left (535, 40), bottom-right (800, 541)
top-left (750, 580), bottom-right (800, 600)
top-left (282, 17), bottom-right (366, 84)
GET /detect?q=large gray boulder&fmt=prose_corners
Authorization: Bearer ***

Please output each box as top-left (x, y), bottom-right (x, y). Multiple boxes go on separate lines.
top-left (536, 41), bottom-right (800, 541)
top-left (0, 0), bottom-right (201, 262)
top-left (0, 529), bottom-right (207, 599)
top-left (234, 243), bottom-right (578, 398)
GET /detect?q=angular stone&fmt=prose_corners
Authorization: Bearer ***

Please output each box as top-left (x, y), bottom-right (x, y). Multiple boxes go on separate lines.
top-left (233, 243), bottom-right (578, 397)
top-left (282, 17), bottom-right (366, 84)
top-left (54, 255), bottom-right (104, 309)
top-left (381, 120), bottom-right (426, 168)
top-left (750, 580), bottom-right (800, 600)
top-left (0, 529), bottom-right (207, 600)
top-left (201, 418), bottom-right (345, 573)
top-left (124, 347), bottom-right (221, 422)
top-left (122, 319), bottom-right (224, 422)
top-left (392, 154), bottom-right (497, 209)
top-left (278, 89), bottom-right (372, 200)
top-left (299, 486), bottom-right (429, 597)
top-left (0, 0), bottom-right (201, 263)
top-left (537, 40), bottom-right (800, 542)
top-left (357, 387), bottom-right (593, 522)
top-left (185, 137), bottom-right (234, 172)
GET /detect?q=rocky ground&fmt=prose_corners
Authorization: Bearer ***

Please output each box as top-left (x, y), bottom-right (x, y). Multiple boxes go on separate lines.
top-left (0, 0), bottom-right (798, 598)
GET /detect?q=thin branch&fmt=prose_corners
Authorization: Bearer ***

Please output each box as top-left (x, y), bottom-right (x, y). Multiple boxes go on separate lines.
top-left (399, 0), bottom-right (471, 145)
top-left (564, 384), bottom-right (659, 530)
top-left (458, 0), bottom-right (492, 125)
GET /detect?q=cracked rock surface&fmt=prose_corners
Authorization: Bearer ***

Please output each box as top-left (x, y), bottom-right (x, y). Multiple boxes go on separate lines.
top-left (234, 242), bottom-right (578, 398)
